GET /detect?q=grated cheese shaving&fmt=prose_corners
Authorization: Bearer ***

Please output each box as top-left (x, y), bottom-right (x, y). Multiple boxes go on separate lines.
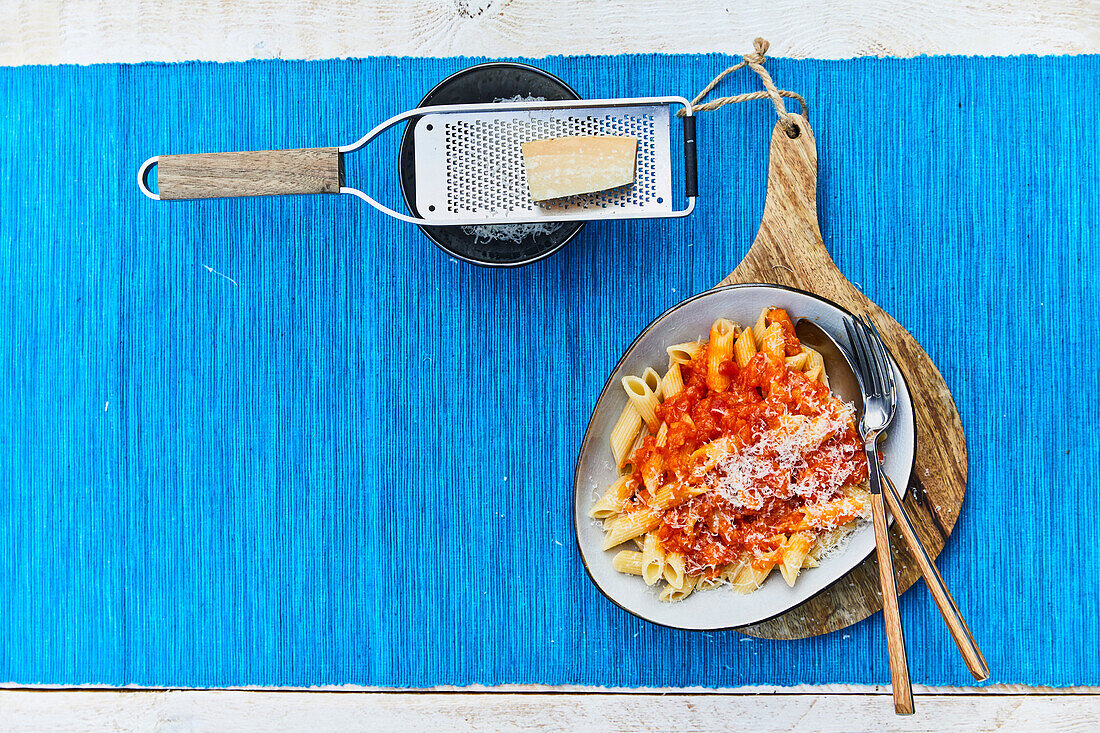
top-left (710, 403), bottom-right (855, 511)
top-left (461, 222), bottom-right (562, 244)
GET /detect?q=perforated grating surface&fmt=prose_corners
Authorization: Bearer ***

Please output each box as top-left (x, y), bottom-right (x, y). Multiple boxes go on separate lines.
top-left (413, 105), bottom-right (673, 223)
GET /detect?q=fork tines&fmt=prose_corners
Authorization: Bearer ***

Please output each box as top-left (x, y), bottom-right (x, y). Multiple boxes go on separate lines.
top-left (844, 315), bottom-right (897, 412)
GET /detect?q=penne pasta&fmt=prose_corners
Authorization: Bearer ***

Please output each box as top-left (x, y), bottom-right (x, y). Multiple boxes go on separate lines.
top-left (588, 475), bottom-right (634, 519)
top-left (654, 422), bottom-right (669, 448)
top-left (659, 574), bottom-right (698, 603)
top-left (807, 536), bottom-right (826, 563)
top-left (650, 479), bottom-right (711, 512)
top-left (697, 575), bottom-right (725, 591)
top-left (609, 402), bottom-right (644, 469)
top-left (640, 453), bottom-right (665, 495)
top-left (720, 559), bottom-right (748, 583)
top-left (689, 435), bottom-right (741, 474)
top-left (730, 557), bottom-right (776, 594)
top-left (624, 427), bottom-right (649, 471)
top-left (785, 351), bottom-right (809, 371)
top-left (768, 308), bottom-right (798, 357)
top-left (752, 308), bottom-right (768, 340)
top-left (734, 325), bottom-right (757, 368)
top-left (804, 346), bottom-right (825, 373)
top-left (663, 552), bottom-right (687, 590)
top-left (779, 532), bottom-right (814, 586)
top-left (641, 533), bottom-right (666, 586)
top-left (666, 340), bottom-right (704, 366)
top-left (803, 347), bottom-right (829, 388)
top-left (706, 318), bottom-right (738, 392)
top-left (659, 363), bottom-right (684, 399)
top-left (800, 490), bottom-right (870, 529)
top-left (601, 509), bottom-right (662, 550)
top-left (806, 521), bottom-right (859, 565)
top-left (612, 550), bottom-right (645, 576)
top-left (760, 322), bottom-right (786, 360)
top-left (622, 374), bottom-right (661, 433)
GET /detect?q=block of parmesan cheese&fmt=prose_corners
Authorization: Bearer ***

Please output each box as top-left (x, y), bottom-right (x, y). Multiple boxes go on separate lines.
top-left (520, 136), bottom-right (638, 201)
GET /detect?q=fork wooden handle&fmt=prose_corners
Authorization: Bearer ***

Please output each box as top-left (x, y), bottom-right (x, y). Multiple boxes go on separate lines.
top-left (871, 492), bottom-right (915, 714)
top-left (882, 474), bottom-right (990, 681)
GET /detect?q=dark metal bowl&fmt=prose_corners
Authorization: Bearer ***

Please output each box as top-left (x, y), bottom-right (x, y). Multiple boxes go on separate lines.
top-left (398, 62), bottom-right (585, 267)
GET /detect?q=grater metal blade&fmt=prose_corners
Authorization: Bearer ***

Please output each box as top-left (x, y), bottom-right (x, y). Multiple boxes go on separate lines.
top-left (339, 97), bottom-right (696, 226)
top-left (414, 103), bottom-right (672, 224)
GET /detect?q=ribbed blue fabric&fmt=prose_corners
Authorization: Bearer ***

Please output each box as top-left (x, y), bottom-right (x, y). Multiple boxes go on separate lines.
top-left (0, 54), bottom-right (1095, 688)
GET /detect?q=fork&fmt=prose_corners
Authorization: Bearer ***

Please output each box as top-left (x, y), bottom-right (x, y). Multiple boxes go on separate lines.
top-left (847, 315), bottom-right (991, 685)
top-left (845, 314), bottom-right (914, 715)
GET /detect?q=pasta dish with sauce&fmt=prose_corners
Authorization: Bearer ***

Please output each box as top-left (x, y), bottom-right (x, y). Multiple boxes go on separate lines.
top-left (590, 307), bottom-right (871, 602)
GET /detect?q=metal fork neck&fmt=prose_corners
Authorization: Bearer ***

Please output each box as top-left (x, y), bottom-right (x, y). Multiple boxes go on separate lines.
top-left (859, 421), bottom-right (881, 442)
top-left (864, 437), bottom-right (884, 495)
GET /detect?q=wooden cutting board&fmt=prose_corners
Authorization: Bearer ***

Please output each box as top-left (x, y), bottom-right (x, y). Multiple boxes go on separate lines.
top-left (718, 115), bottom-right (968, 639)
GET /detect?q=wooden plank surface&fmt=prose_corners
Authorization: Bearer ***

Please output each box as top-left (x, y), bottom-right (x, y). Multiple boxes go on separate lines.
top-left (1, 0), bottom-right (1096, 66)
top-left (1, 688), bottom-right (1097, 732)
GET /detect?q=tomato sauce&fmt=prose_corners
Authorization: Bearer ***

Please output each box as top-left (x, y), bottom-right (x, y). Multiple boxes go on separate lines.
top-left (626, 318), bottom-right (868, 577)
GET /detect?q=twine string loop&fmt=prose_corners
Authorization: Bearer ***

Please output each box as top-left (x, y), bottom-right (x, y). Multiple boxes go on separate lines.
top-left (680, 38), bottom-right (808, 137)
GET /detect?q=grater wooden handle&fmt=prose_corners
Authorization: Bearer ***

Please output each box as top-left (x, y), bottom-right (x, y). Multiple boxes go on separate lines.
top-left (155, 148), bottom-right (344, 200)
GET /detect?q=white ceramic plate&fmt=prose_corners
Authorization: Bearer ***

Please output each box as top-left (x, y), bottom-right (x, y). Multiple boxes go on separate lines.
top-left (573, 284), bottom-right (916, 630)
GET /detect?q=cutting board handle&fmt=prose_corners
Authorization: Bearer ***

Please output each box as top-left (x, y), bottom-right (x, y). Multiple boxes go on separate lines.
top-left (142, 148), bottom-right (344, 201)
top-left (721, 114), bottom-right (841, 291)
top-left (755, 116), bottom-right (826, 254)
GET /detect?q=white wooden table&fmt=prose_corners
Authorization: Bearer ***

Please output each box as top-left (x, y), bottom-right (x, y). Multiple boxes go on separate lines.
top-left (2, 2), bottom-right (1096, 730)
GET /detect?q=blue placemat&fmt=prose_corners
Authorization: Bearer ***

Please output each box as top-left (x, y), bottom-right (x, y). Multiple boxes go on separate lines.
top-left (0, 53), bottom-right (1096, 688)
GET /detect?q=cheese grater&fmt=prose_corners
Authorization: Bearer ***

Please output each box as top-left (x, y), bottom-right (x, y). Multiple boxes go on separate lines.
top-left (138, 96), bottom-right (697, 227)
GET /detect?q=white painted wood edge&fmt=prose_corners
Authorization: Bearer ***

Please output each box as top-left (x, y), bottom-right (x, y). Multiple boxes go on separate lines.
top-left (2, 689), bottom-right (1098, 733)
top-left (1, 682), bottom-right (1096, 695)
top-left (2, 0), bottom-right (1097, 66)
